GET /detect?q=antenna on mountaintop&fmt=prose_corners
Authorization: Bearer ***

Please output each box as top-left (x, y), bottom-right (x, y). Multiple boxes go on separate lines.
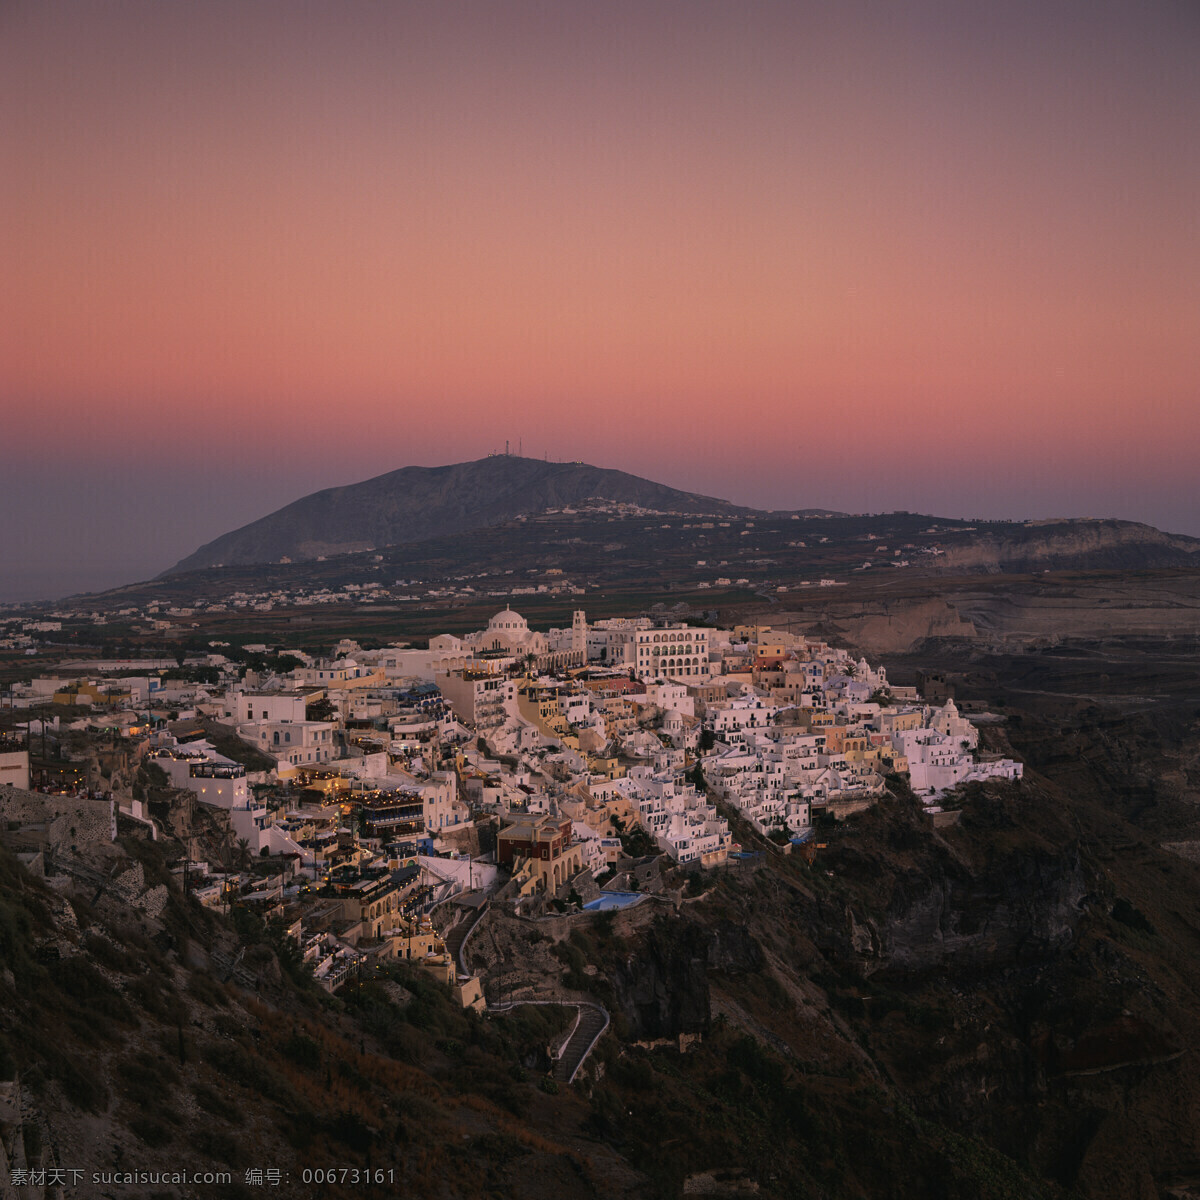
top-left (506, 439), bottom-right (509, 455)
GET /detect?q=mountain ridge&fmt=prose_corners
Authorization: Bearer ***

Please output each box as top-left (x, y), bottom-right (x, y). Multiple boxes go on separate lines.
top-left (156, 454), bottom-right (1200, 590)
top-left (166, 456), bottom-right (783, 575)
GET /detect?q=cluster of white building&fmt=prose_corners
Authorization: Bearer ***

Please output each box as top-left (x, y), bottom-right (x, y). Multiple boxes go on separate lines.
top-left (4, 605), bottom-right (1023, 924)
top-left (413, 609), bottom-right (1022, 871)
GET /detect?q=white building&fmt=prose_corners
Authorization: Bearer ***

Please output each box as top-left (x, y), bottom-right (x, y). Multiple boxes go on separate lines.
top-left (422, 772), bottom-right (473, 836)
top-left (633, 625), bottom-right (710, 680)
top-left (435, 668), bottom-right (517, 731)
top-left (708, 696), bottom-right (779, 741)
top-left (292, 659), bottom-right (383, 689)
top-left (890, 726), bottom-right (1022, 800)
top-left (153, 745), bottom-right (251, 810)
top-left (585, 616), bottom-right (652, 668)
top-left (225, 689), bottom-right (310, 724)
top-left (623, 767), bottom-right (731, 866)
top-left (431, 609), bottom-right (584, 674)
top-left (239, 720), bottom-right (337, 768)
top-left (153, 742), bottom-right (273, 851)
top-left (0, 745), bottom-right (31, 791)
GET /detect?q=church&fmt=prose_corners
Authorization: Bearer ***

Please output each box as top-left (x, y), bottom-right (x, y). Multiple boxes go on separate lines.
top-left (430, 609), bottom-right (586, 674)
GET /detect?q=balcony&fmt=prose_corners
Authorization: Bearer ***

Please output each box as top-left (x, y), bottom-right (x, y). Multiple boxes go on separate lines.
top-left (189, 762), bottom-right (246, 779)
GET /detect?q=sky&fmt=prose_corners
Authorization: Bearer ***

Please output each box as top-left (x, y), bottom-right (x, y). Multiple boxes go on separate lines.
top-left (2, 0), bottom-right (1198, 602)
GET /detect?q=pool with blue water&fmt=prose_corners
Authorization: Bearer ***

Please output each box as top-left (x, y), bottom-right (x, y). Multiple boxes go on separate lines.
top-left (584, 891), bottom-right (645, 911)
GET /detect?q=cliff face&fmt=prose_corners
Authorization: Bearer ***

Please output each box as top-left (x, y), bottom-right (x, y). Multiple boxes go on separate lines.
top-left (809, 793), bottom-right (1088, 978)
top-left (722, 782), bottom-right (1200, 1200)
top-left (553, 763), bottom-right (1200, 1199)
top-left (610, 922), bottom-right (712, 1040)
top-left (936, 519), bottom-right (1199, 574)
top-left (555, 785), bottom-right (1103, 1195)
top-left (768, 569), bottom-right (1200, 654)
top-left (609, 918), bottom-right (766, 1040)
top-left (12, 743), bottom-right (1200, 1198)
top-left (827, 598), bottom-right (980, 655)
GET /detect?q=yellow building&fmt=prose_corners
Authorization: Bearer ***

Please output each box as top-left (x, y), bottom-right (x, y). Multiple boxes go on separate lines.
top-left (823, 725), bottom-right (852, 754)
top-left (498, 816), bottom-right (588, 894)
top-left (517, 687), bottom-right (572, 740)
top-left (880, 709), bottom-right (924, 734)
top-left (456, 976), bottom-right (485, 1012)
top-left (586, 755), bottom-right (625, 780)
top-left (382, 918), bottom-right (446, 962)
top-left (53, 682), bottom-right (107, 706)
top-left (335, 877), bottom-right (401, 939)
top-left (732, 624), bottom-right (770, 640)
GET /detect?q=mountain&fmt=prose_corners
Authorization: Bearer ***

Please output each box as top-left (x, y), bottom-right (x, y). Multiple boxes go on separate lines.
top-left (166, 456), bottom-right (768, 574)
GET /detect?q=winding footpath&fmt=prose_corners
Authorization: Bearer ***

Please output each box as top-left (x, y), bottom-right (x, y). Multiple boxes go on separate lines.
top-left (444, 899), bottom-right (489, 975)
top-left (553, 1002), bottom-right (609, 1083)
top-left (489, 998), bottom-right (611, 1085)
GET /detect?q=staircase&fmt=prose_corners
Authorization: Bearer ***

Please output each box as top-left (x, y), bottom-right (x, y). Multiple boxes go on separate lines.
top-left (445, 900), bottom-right (488, 975)
top-left (211, 948), bottom-right (258, 990)
top-left (553, 1003), bottom-right (609, 1084)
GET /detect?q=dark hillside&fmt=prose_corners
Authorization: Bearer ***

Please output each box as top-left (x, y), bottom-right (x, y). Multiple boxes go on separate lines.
top-left (0, 837), bottom-right (649, 1199)
top-left (8, 761), bottom-right (1200, 1197)
top-left (168, 456), bottom-right (762, 573)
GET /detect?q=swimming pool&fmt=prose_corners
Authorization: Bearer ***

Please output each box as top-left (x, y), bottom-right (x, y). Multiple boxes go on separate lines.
top-left (584, 891), bottom-right (645, 911)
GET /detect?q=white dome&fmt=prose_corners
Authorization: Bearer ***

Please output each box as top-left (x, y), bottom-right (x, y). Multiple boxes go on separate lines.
top-left (489, 608), bottom-right (528, 631)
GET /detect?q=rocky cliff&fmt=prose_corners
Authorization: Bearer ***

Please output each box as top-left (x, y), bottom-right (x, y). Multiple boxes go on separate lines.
top-left (935, 519), bottom-right (1199, 574)
top-left (9, 661), bottom-right (1200, 1198)
top-left (812, 801), bottom-right (1088, 978)
top-left (769, 568), bottom-right (1200, 654)
top-left (608, 918), bottom-right (766, 1040)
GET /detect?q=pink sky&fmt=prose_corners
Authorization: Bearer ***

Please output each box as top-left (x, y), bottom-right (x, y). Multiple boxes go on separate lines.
top-left (2, 1), bottom-right (1198, 598)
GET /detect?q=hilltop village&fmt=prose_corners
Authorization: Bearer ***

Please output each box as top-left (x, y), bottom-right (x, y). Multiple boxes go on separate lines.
top-left (0, 608), bottom-right (1021, 1011)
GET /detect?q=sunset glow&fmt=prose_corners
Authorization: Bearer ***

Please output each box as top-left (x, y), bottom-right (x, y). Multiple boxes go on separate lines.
top-left (3, 0), bottom-right (1198, 599)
